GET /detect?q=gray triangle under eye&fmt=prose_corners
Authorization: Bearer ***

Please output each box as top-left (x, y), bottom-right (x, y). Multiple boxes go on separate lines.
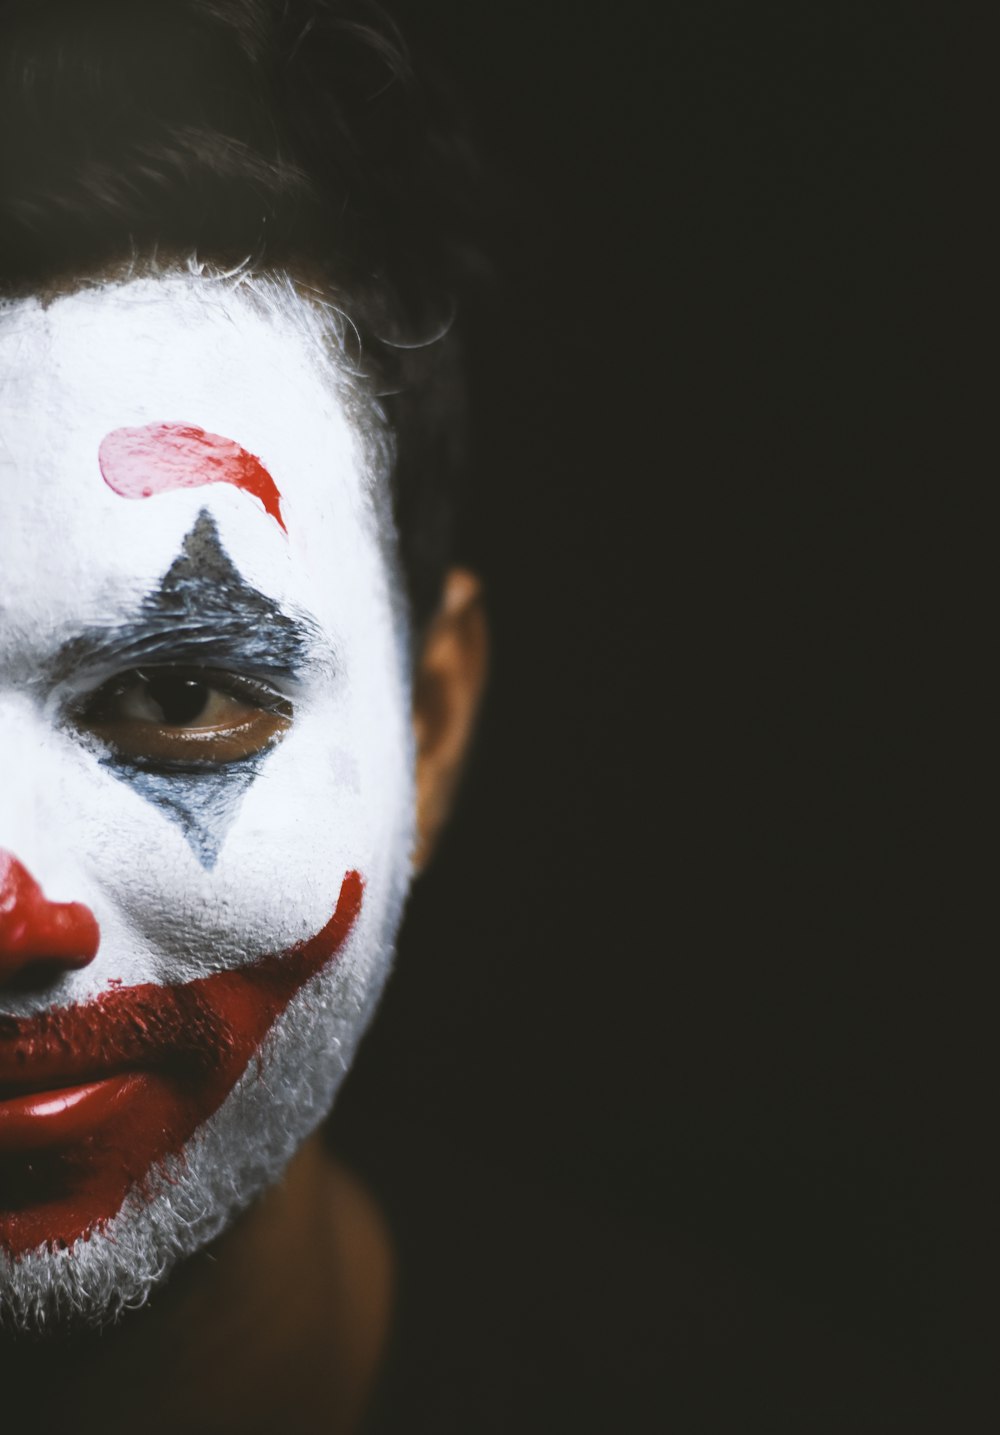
top-left (106, 759), bottom-right (267, 870)
top-left (72, 510), bottom-right (307, 870)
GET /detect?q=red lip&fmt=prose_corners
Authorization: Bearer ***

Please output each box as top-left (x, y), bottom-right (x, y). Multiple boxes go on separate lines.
top-left (0, 1073), bottom-right (152, 1151)
top-left (0, 870), bottom-right (363, 1258)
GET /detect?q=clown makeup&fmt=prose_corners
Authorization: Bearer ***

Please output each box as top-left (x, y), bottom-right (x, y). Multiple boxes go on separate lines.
top-left (0, 272), bottom-right (415, 1329)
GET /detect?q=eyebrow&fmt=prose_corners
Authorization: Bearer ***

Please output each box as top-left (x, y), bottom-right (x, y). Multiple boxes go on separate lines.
top-left (99, 422), bottom-right (288, 534)
top-left (48, 509), bottom-right (329, 686)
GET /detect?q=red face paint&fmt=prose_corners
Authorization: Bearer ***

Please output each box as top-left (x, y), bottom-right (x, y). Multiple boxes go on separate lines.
top-left (99, 422), bottom-right (287, 532)
top-left (0, 870), bottom-right (362, 1257)
top-left (0, 851), bottom-right (100, 985)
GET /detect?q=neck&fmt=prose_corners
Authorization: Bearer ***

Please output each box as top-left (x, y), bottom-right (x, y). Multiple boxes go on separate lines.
top-left (2, 1137), bottom-right (393, 1435)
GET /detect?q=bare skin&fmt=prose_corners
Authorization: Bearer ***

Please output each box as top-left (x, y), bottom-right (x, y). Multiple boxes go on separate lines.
top-left (2, 1140), bottom-right (390, 1434)
top-left (1, 570), bottom-right (488, 1435)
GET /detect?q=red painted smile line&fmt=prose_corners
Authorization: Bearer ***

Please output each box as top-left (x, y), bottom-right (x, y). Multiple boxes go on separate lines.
top-left (0, 870), bottom-right (363, 1259)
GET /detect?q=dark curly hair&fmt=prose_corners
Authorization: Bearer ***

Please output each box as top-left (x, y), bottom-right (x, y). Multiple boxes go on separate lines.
top-left (0, 0), bottom-right (481, 628)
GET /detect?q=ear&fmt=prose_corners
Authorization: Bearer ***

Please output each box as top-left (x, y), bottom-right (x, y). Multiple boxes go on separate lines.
top-left (412, 568), bottom-right (489, 871)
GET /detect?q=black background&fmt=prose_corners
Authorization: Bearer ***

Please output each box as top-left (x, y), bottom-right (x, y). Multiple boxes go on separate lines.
top-left (330, 5), bottom-right (978, 1430)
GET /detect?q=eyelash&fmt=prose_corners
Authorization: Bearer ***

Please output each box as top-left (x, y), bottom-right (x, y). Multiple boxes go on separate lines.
top-left (79, 667), bottom-right (293, 724)
top-left (69, 665), bottom-right (295, 774)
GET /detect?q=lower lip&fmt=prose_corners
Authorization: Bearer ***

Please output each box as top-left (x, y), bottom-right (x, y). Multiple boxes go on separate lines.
top-left (0, 1072), bottom-right (147, 1153)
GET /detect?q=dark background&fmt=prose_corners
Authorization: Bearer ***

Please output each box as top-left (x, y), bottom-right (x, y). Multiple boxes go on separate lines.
top-left (330, 5), bottom-right (977, 1430)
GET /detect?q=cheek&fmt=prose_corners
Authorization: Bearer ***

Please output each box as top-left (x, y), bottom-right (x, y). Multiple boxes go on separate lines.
top-left (87, 666), bottom-right (413, 988)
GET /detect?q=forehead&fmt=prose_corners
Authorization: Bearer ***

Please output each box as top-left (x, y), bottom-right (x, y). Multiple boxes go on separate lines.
top-left (0, 273), bottom-right (392, 643)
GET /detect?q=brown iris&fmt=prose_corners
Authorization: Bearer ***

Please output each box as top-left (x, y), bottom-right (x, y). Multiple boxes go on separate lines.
top-left (80, 667), bottom-right (292, 765)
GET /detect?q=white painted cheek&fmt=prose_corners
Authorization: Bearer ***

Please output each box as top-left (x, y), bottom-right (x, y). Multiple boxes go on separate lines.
top-left (0, 699), bottom-right (175, 1011)
top-left (0, 695), bottom-right (91, 903)
top-left (287, 473), bottom-right (416, 918)
top-left (100, 631), bottom-right (410, 987)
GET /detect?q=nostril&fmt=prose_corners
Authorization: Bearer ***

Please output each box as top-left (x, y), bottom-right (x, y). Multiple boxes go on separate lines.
top-left (1, 957), bottom-right (89, 995)
top-left (0, 850), bottom-right (100, 986)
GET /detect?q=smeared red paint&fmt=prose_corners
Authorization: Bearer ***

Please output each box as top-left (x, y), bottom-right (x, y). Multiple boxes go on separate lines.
top-left (99, 422), bottom-right (287, 532)
top-left (0, 870), bottom-right (363, 1257)
top-left (0, 852), bottom-right (100, 986)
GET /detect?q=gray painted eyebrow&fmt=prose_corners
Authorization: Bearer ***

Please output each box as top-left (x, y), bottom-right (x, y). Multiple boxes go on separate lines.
top-left (48, 508), bottom-right (331, 686)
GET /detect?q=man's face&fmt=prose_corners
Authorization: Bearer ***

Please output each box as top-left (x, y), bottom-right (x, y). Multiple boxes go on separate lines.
top-left (0, 273), bottom-right (415, 1328)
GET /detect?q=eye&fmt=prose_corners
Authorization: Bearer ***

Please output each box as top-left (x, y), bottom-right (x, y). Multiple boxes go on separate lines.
top-left (77, 667), bottom-right (293, 767)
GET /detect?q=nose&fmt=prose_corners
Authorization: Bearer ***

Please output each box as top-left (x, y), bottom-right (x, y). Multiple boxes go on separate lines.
top-left (0, 849), bottom-right (100, 989)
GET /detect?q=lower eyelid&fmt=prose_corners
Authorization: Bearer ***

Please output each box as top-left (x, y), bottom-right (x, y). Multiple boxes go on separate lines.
top-left (82, 711), bottom-right (292, 766)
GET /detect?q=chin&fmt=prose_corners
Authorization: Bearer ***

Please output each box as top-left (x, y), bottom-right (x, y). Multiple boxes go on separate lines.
top-left (0, 935), bottom-right (393, 1335)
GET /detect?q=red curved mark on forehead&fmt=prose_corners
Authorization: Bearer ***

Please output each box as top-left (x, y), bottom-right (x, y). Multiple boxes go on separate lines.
top-left (99, 422), bottom-right (286, 533)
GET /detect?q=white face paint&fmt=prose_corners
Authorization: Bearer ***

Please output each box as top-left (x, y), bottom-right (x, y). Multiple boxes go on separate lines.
top-left (0, 272), bottom-right (415, 1329)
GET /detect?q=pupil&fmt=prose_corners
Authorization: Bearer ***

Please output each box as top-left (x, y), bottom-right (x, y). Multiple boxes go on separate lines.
top-left (147, 674), bottom-right (210, 725)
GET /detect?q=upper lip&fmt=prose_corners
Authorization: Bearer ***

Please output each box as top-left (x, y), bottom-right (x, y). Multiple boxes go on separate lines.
top-left (0, 978), bottom-right (225, 1101)
top-left (0, 1018), bottom-right (143, 1101)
